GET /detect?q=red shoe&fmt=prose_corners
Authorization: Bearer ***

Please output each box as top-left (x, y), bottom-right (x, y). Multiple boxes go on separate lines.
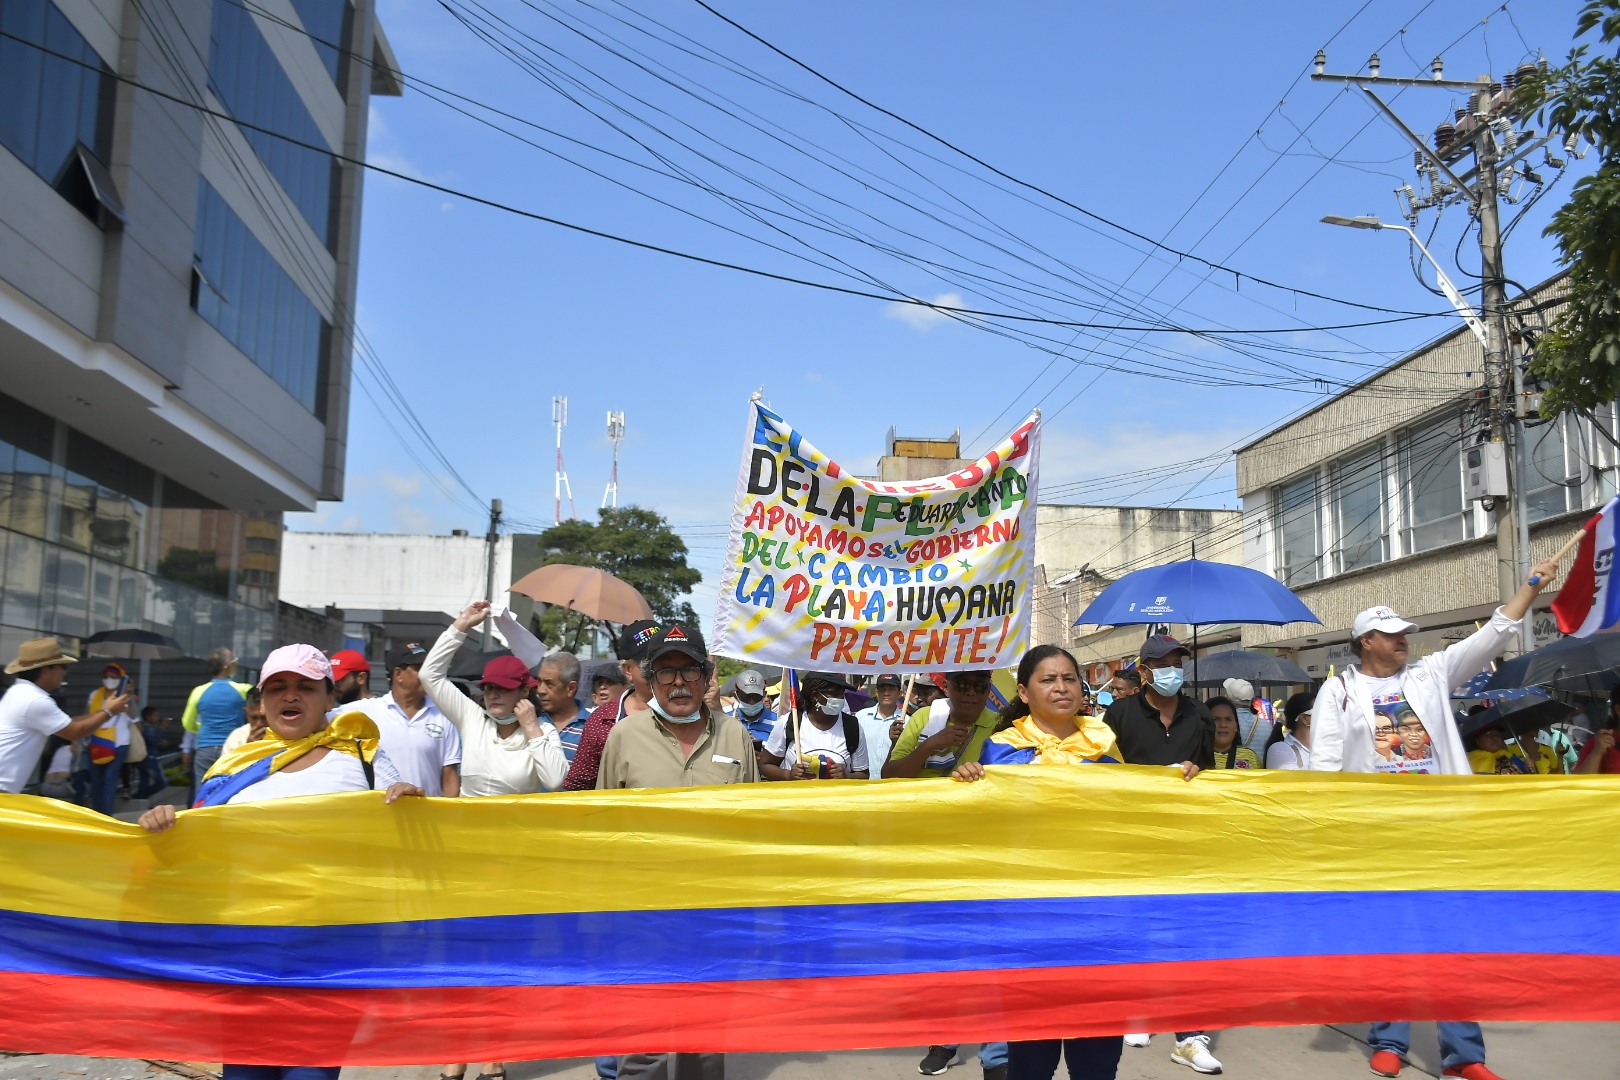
top-left (1442, 1066), bottom-right (1504, 1080)
top-left (1369, 1050), bottom-right (1403, 1077)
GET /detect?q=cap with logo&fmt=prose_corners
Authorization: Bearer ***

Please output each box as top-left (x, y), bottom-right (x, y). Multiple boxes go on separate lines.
top-left (874, 673), bottom-right (903, 688)
top-left (259, 643), bottom-right (334, 688)
top-left (644, 623), bottom-right (707, 667)
top-left (1353, 606), bottom-right (1419, 640)
top-left (388, 641), bottom-right (429, 670)
top-left (328, 649), bottom-right (370, 682)
top-left (733, 668), bottom-right (767, 695)
top-left (1139, 634), bottom-right (1190, 661)
top-left (617, 620), bottom-right (662, 662)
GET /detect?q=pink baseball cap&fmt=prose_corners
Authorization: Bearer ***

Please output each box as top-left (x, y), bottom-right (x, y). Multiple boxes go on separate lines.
top-left (258, 643), bottom-right (334, 687)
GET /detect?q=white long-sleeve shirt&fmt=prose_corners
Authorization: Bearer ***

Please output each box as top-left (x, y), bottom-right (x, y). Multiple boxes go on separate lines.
top-left (1310, 606), bottom-right (1521, 776)
top-left (420, 627), bottom-right (567, 796)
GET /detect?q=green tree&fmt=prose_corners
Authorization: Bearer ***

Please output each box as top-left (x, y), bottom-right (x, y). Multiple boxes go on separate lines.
top-left (532, 506), bottom-right (702, 654)
top-left (1521, 2), bottom-right (1620, 414)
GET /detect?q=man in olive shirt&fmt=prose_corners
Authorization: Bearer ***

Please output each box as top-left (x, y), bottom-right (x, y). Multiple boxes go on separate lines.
top-left (596, 621), bottom-right (756, 1080)
top-left (595, 623), bottom-right (761, 791)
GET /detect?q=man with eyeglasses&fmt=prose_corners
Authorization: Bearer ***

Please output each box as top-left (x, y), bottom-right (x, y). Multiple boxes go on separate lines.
top-left (595, 622), bottom-right (756, 1080)
top-left (883, 670), bottom-right (1000, 780)
top-left (595, 622), bottom-right (760, 792)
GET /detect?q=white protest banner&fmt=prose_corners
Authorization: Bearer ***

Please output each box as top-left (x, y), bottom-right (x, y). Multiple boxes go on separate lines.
top-left (713, 401), bottom-right (1039, 674)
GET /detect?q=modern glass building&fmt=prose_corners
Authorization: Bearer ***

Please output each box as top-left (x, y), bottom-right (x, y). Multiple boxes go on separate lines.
top-left (0, 0), bottom-right (401, 662)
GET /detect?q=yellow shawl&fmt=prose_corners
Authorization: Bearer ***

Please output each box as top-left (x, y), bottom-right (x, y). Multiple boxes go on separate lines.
top-left (992, 713), bottom-right (1120, 765)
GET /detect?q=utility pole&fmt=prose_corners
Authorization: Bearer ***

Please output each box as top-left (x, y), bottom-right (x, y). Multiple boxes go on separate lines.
top-left (553, 396), bottom-right (575, 524)
top-left (602, 410), bottom-right (625, 509)
top-left (1313, 50), bottom-right (1563, 651)
top-left (482, 497), bottom-right (503, 650)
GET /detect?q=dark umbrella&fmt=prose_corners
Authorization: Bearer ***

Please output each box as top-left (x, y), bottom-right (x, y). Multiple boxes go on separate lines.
top-left (1482, 632), bottom-right (1620, 693)
top-left (1459, 688), bottom-right (1576, 744)
top-left (82, 629), bottom-right (185, 661)
top-left (1187, 650), bottom-right (1311, 688)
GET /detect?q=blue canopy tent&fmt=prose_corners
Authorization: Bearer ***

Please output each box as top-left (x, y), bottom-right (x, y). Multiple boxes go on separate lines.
top-left (1075, 557), bottom-right (1321, 684)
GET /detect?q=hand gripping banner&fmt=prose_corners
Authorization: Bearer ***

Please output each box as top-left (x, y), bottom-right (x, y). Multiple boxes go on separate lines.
top-left (713, 401), bottom-right (1040, 673)
top-left (3, 769), bottom-right (1619, 1065)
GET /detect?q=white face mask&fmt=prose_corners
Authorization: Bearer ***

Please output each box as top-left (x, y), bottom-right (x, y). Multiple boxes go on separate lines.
top-left (737, 700), bottom-right (766, 717)
top-left (818, 696), bottom-right (844, 718)
top-left (102, 678), bottom-right (121, 690)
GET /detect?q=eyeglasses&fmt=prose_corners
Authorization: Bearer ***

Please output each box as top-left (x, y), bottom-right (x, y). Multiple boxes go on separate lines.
top-left (951, 680), bottom-right (991, 694)
top-left (652, 664), bottom-right (706, 686)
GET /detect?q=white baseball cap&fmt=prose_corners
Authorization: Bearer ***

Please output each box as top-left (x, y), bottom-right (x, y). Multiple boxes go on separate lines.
top-left (1352, 606), bottom-right (1419, 640)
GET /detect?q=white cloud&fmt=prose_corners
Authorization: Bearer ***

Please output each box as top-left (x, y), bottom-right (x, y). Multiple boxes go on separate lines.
top-left (379, 470), bottom-right (424, 498)
top-left (393, 501), bottom-right (437, 531)
top-left (440, 201), bottom-right (454, 212)
top-left (885, 292), bottom-right (965, 332)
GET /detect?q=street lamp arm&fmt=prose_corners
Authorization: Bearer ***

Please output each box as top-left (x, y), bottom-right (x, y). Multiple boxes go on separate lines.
top-left (1383, 223), bottom-right (1490, 349)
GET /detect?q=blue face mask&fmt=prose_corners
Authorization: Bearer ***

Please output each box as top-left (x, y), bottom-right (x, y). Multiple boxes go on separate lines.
top-left (1095, 691), bottom-right (1114, 707)
top-left (1150, 665), bottom-right (1185, 696)
top-left (737, 699), bottom-right (766, 717)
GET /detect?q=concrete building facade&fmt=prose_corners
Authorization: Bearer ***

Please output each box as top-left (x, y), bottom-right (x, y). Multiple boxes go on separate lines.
top-left (1236, 275), bottom-right (1597, 677)
top-left (0, 0), bottom-right (398, 660)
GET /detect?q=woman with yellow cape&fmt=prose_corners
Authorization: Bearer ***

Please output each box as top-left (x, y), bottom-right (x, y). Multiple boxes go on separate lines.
top-left (951, 643), bottom-right (1123, 1080)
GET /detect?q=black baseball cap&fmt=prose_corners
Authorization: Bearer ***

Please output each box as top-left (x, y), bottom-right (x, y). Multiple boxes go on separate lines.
top-left (644, 623), bottom-right (707, 667)
top-left (874, 673), bottom-right (902, 688)
top-left (801, 671), bottom-right (853, 693)
top-left (617, 620), bottom-right (662, 662)
top-left (388, 641), bottom-right (428, 669)
top-left (1140, 634), bottom-right (1190, 661)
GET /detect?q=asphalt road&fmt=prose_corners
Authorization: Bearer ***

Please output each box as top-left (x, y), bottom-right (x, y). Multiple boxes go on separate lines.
top-left (4, 1023), bottom-right (1609, 1080)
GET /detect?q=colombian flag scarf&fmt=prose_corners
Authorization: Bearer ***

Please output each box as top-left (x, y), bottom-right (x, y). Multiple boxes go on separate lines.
top-left (991, 714), bottom-right (1120, 765)
top-left (87, 686), bottom-right (119, 765)
top-left (194, 711), bottom-right (380, 808)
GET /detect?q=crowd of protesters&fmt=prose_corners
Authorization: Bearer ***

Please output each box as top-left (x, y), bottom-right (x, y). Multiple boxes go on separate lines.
top-left (0, 549), bottom-right (1598, 1080)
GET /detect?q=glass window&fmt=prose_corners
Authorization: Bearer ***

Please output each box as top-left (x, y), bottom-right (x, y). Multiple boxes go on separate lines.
top-left (1525, 417), bottom-right (1577, 522)
top-left (1333, 446), bottom-right (1388, 574)
top-left (1, 531), bottom-right (45, 631)
top-left (0, 393), bottom-right (54, 539)
top-left (193, 180), bottom-right (327, 412)
top-left (207, 0), bottom-right (336, 246)
top-left (1401, 412), bottom-right (1472, 554)
top-left (0, 0), bottom-right (113, 212)
top-left (1276, 475), bottom-right (1320, 586)
top-left (288, 0), bottom-right (347, 84)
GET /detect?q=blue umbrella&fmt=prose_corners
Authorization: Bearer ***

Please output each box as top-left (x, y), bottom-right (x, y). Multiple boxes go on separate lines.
top-left (1075, 558), bottom-right (1320, 685)
top-left (1075, 559), bottom-right (1321, 628)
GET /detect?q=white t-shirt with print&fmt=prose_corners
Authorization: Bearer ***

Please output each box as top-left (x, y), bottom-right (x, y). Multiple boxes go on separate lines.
top-left (225, 746), bottom-right (403, 804)
top-left (1366, 674), bottom-right (1438, 774)
top-left (764, 713), bottom-right (870, 775)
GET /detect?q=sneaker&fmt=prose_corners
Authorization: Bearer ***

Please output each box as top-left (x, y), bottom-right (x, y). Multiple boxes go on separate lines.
top-left (1124, 1033), bottom-right (1152, 1048)
top-left (918, 1047), bottom-right (960, 1075)
top-left (982, 1068), bottom-right (1007, 1080)
top-left (1172, 1035), bottom-right (1223, 1074)
top-left (1442, 1065), bottom-right (1505, 1080)
top-left (1369, 1050), bottom-right (1403, 1076)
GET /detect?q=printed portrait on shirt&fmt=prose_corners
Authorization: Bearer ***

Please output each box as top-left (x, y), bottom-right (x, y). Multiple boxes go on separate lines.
top-left (1372, 694), bottom-right (1435, 774)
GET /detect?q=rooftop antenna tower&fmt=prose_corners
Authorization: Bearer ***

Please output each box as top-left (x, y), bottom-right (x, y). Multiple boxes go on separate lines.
top-left (553, 396), bottom-right (575, 523)
top-left (602, 410), bottom-right (625, 509)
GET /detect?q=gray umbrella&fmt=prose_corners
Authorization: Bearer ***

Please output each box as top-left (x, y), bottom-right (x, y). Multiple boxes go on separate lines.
top-left (1187, 649), bottom-right (1311, 688)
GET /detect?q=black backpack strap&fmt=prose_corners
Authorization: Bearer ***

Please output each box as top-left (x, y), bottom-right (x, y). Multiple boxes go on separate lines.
top-left (357, 739), bottom-right (375, 789)
top-left (842, 713), bottom-right (861, 753)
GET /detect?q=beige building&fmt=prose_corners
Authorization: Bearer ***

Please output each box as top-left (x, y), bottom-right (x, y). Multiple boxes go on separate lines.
top-left (1237, 274), bottom-right (1596, 678)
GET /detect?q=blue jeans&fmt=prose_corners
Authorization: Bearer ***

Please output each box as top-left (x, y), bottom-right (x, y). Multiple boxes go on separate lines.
top-left (597, 1055), bottom-right (619, 1078)
top-left (132, 755), bottom-right (166, 798)
top-left (940, 1044), bottom-right (1008, 1069)
top-left (1368, 1021), bottom-right (1486, 1070)
top-left (89, 746), bottom-right (127, 815)
top-left (1008, 1037), bottom-right (1122, 1080)
top-left (222, 1068), bottom-right (341, 1080)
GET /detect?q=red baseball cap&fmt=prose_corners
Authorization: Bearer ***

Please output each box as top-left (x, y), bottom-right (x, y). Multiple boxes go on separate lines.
top-left (481, 655), bottom-right (536, 690)
top-left (328, 649), bottom-right (370, 681)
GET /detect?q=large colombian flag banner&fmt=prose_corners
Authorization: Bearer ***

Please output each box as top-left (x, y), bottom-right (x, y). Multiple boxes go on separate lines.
top-left (4, 766), bottom-right (1620, 1064)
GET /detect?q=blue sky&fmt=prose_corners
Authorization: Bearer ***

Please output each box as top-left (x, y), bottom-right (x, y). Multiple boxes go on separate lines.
top-left (286, 0), bottom-right (1589, 623)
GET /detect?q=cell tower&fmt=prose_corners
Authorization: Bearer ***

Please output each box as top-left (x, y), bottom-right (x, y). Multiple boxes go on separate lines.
top-left (602, 410), bottom-right (625, 509)
top-left (552, 396), bottom-right (575, 523)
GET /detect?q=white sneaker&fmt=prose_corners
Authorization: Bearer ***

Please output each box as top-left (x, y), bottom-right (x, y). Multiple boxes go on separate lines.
top-left (1124, 1034), bottom-right (1152, 1048)
top-left (1172, 1035), bottom-right (1222, 1074)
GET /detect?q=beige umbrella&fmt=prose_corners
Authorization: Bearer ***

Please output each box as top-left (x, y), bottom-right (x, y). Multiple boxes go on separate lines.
top-left (509, 563), bottom-right (654, 624)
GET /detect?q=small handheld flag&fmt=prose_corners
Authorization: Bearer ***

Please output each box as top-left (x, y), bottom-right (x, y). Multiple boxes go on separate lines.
top-left (1550, 496), bottom-right (1620, 637)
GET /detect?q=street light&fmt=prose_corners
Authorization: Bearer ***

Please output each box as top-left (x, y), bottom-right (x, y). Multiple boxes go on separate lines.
top-left (1319, 214), bottom-right (1488, 348)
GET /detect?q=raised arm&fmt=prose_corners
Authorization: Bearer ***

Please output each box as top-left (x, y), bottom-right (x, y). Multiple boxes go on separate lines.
top-left (420, 605), bottom-right (487, 734)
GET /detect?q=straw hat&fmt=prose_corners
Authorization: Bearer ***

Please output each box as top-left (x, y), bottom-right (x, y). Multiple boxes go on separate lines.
top-left (6, 637), bottom-right (78, 675)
